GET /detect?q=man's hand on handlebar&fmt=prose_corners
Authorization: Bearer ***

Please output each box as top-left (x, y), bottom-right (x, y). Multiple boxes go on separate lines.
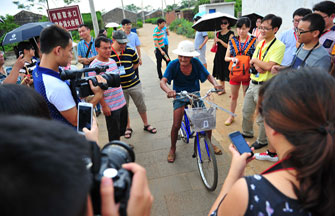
top-left (214, 84), bottom-right (223, 91)
top-left (167, 90), bottom-right (176, 98)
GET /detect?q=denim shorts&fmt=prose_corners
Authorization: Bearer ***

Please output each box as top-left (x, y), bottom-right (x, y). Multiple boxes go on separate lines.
top-left (173, 94), bottom-right (204, 110)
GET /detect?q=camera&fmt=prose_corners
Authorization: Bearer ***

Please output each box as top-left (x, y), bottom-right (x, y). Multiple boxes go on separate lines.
top-left (89, 141), bottom-right (135, 216)
top-left (60, 66), bottom-right (121, 98)
top-left (249, 66), bottom-right (258, 75)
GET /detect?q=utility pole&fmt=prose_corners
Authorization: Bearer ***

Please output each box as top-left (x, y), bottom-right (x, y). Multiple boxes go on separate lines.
top-left (142, 0), bottom-right (145, 23)
top-left (161, 0), bottom-right (164, 18)
top-left (88, 0), bottom-right (99, 38)
top-left (121, 0), bottom-right (126, 19)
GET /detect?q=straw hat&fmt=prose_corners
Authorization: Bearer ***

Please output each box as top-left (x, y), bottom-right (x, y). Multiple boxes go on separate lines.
top-left (172, 40), bottom-right (200, 57)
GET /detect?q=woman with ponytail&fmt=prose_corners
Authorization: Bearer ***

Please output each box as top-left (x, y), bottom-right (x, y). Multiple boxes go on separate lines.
top-left (209, 68), bottom-right (335, 216)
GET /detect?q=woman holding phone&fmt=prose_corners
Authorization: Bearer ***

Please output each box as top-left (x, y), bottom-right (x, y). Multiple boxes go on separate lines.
top-left (209, 68), bottom-right (335, 216)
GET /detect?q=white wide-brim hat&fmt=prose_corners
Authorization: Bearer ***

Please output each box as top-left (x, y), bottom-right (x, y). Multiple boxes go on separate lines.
top-left (172, 40), bottom-right (200, 57)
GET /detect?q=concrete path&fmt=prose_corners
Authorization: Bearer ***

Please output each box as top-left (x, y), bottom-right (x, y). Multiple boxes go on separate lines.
top-left (97, 53), bottom-right (231, 216)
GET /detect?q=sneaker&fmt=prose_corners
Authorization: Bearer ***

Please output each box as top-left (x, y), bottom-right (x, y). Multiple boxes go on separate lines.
top-left (254, 150), bottom-right (278, 162)
top-left (242, 134), bottom-right (254, 139)
top-left (251, 141), bottom-right (268, 149)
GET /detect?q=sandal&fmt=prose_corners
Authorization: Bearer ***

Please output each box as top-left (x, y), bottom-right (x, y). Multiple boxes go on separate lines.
top-left (212, 145), bottom-right (223, 155)
top-left (224, 117), bottom-right (234, 126)
top-left (124, 128), bottom-right (133, 139)
top-left (218, 89), bottom-right (226, 95)
top-left (167, 151), bottom-right (176, 163)
top-left (144, 125), bottom-right (157, 134)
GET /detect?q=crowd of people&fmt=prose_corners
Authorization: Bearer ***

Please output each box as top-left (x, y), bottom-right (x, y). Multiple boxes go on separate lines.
top-left (0, 0), bottom-right (335, 215)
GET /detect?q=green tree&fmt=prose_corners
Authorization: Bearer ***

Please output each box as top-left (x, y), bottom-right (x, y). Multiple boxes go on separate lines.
top-left (165, 4), bottom-right (179, 12)
top-left (180, 0), bottom-right (197, 9)
top-left (225, 0), bottom-right (242, 17)
top-left (0, 15), bottom-right (20, 51)
top-left (125, 4), bottom-right (141, 13)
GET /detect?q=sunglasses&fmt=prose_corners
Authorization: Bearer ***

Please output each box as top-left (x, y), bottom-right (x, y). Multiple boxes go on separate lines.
top-left (222, 21), bottom-right (229, 25)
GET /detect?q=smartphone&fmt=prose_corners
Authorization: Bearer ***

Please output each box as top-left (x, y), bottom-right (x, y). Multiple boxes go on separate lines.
top-left (228, 131), bottom-right (254, 157)
top-left (77, 102), bottom-right (93, 134)
top-left (18, 51), bottom-right (23, 56)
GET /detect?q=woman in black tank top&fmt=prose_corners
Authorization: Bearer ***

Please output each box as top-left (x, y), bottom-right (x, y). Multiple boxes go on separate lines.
top-left (209, 68), bottom-right (335, 216)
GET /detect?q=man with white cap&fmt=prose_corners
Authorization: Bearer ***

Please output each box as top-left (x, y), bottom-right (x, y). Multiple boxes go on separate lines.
top-left (160, 40), bottom-right (223, 163)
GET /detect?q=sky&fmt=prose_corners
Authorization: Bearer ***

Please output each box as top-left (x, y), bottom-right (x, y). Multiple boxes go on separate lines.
top-left (1, 0), bottom-right (182, 17)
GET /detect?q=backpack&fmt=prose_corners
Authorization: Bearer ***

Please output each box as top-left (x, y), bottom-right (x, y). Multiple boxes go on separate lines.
top-left (228, 37), bottom-right (256, 82)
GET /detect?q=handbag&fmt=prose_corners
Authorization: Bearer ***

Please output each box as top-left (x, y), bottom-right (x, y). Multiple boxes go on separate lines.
top-left (210, 43), bottom-right (218, 53)
top-left (210, 32), bottom-right (220, 53)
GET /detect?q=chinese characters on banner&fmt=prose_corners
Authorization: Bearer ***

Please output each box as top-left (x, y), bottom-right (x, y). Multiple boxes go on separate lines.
top-left (47, 5), bottom-right (83, 31)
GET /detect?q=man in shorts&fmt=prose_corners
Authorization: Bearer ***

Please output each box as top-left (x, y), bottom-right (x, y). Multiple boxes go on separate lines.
top-left (160, 40), bottom-right (223, 163)
top-left (111, 30), bottom-right (157, 140)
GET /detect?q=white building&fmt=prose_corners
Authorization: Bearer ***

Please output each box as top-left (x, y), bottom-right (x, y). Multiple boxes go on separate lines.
top-left (242, 0), bottom-right (324, 34)
top-left (199, 2), bottom-right (235, 16)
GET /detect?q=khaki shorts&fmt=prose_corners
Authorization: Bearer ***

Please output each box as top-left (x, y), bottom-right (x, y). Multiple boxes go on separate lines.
top-left (122, 83), bottom-right (147, 113)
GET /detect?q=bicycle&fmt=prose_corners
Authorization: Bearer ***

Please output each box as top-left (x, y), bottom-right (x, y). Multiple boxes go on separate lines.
top-left (175, 89), bottom-right (236, 191)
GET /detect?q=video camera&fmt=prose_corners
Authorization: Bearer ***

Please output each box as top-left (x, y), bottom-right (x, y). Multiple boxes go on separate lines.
top-left (89, 140), bottom-right (135, 216)
top-left (60, 66), bottom-right (120, 98)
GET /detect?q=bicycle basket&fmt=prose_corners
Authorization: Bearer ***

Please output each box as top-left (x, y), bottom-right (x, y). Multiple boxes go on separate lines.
top-left (185, 106), bottom-right (216, 132)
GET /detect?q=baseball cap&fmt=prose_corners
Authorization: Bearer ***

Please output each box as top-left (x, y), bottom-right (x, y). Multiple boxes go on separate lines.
top-left (113, 30), bottom-right (128, 44)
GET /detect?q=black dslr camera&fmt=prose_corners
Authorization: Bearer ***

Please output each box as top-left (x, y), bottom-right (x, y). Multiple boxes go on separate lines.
top-left (249, 66), bottom-right (258, 75)
top-left (60, 66), bottom-right (120, 98)
top-left (89, 141), bottom-right (135, 216)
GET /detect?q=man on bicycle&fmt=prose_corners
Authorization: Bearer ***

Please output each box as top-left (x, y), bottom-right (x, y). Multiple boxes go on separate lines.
top-left (160, 40), bottom-right (223, 163)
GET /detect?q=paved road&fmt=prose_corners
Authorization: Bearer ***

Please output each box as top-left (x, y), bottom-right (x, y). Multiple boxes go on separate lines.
top-left (97, 53), bottom-right (231, 216)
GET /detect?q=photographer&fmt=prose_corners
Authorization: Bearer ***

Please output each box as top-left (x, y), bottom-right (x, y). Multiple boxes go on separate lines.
top-left (241, 14), bottom-right (285, 161)
top-left (33, 25), bottom-right (105, 127)
top-left (0, 115), bottom-right (153, 216)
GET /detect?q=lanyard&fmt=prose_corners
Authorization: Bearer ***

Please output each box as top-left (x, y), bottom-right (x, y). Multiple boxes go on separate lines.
top-left (261, 158), bottom-right (294, 175)
top-left (293, 32), bottom-right (298, 41)
top-left (257, 38), bottom-right (277, 61)
top-left (258, 40), bottom-right (266, 60)
top-left (238, 36), bottom-right (249, 55)
top-left (111, 46), bottom-right (123, 66)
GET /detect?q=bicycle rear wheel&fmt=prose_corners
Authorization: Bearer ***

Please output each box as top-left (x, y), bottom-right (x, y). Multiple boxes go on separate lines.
top-left (195, 132), bottom-right (218, 191)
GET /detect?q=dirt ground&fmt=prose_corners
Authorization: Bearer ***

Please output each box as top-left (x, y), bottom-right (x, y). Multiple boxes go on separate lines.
top-left (137, 23), bottom-right (271, 174)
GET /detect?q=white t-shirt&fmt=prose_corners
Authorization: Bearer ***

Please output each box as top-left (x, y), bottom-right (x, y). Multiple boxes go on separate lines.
top-left (42, 73), bottom-right (76, 112)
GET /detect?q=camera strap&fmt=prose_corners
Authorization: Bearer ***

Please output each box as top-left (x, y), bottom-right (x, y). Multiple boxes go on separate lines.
top-left (85, 41), bottom-right (93, 58)
top-left (290, 42), bottom-right (319, 68)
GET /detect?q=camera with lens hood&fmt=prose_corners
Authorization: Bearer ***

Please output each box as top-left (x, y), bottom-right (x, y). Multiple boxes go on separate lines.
top-left (88, 140), bottom-right (135, 216)
top-left (60, 66), bottom-right (120, 98)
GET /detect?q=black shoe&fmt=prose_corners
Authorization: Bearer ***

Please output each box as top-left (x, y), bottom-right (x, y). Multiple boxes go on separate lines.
top-left (96, 110), bottom-right (101, 117)
top-left (242, 134), bottom-right (254, 139)
top-left (251, 141), bottom-right (268, 150)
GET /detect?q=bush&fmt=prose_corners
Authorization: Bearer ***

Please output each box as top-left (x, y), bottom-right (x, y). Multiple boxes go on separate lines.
top-left (145, 17), bottom-right (162, 25)
top-left (136, 21), bottom-right (143, 28)
top-left (169, 18), bottom-right (195, 39)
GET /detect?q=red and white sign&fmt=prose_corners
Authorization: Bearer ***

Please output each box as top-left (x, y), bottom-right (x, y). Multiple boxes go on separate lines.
top-left (47, 5), bottom-right (83, 31)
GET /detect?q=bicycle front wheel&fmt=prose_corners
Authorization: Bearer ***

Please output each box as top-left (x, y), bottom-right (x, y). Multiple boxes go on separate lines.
top-left (195, 133), bottom-right (218, 191)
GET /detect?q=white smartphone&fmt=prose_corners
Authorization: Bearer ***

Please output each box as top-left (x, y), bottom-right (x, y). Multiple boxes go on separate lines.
top-left (77, 102), bottom-right (93, 134)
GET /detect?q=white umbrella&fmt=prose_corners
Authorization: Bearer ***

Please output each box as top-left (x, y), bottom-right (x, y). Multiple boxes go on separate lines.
top-left (192, 12), bottom-right (237, 32)
top-left (105, 22), bottom-right (120, 28)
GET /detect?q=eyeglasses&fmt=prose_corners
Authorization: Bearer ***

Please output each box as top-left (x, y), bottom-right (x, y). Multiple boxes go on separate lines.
top-left (292, 19), bottom-right (301, 24)
top-left (296, 28), bottom-right (314, 35)
top-left (222, 21), bottom-right (229, 25)
top-left (259, 26), bottom-right (272, 31)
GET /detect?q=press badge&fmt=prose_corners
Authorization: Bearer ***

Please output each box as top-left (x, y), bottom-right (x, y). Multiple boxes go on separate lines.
top-left (119, 66), bottom-right (126, 75)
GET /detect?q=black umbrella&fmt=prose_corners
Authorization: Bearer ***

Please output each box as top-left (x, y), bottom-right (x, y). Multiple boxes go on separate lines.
top-left (192, 12), bottom-right (237, 32)
top-left (1, 21), bottom-right (54, 45)
top-left (242, 13), bottom-right (263, 33)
